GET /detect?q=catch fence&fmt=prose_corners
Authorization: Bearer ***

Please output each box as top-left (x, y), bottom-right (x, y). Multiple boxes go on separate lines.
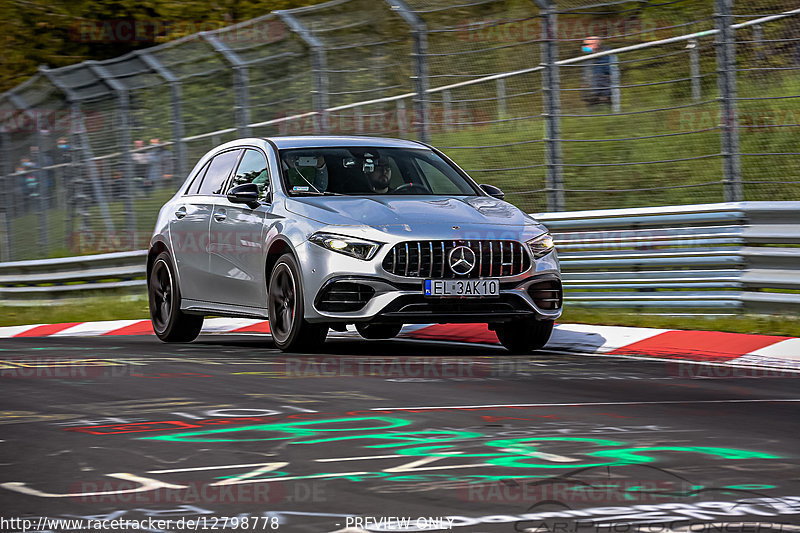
top-left (0, 0), bottom-right (798, 261)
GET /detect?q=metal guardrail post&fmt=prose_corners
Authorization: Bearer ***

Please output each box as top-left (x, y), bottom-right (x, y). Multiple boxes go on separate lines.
top-left (537, 0), bottom-right (565, 212)
top-left (275, 11), bottom-right (329, 135)
top-left (86, 63), bottom-right (136, 240)
top-left (138, 52), bottom-right (187, 179)
top-left (200, 33), bottom-right (251, 138)
top-left (715, 0), bottom-right (743, 202)
top-left (385, 0), bottom-right (430, 144)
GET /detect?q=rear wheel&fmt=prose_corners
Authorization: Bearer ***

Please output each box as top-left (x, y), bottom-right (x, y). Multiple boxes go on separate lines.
top-left (356, 323), bottom-right (403, 340)
top-left (268, 253), bottom-right (327, 352)
top-left (495, 318), bottom-right (554, 353)
top-left (148, 252), bottom-right (204, 342)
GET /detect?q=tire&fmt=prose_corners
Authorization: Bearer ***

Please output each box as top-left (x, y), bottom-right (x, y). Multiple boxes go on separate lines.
top-left (148, 252), bottom-right (204, 342)
top-left (495, 318), bottom-right (554, 353)
top-left (268, 253), bottom-right (328, 352)
top-left (356, 323), bottom-right (403, 340)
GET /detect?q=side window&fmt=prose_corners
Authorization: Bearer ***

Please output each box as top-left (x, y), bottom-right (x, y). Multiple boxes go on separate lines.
top-left (232, 149), bottom-right (270, 200)
top-left (198, 149), bottom-right (241, 195)
top-left (185, 161), bottom-right (210, 195)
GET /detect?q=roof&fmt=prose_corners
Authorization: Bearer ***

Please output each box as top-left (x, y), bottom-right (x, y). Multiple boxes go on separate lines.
top-left (265, 135), bottom-right (428, 150)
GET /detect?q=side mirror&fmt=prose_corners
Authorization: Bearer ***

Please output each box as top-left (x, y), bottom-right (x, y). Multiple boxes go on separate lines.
top-left (479, 183), bottom-right (505, 201)
top-left (227, 183), bottom-right (261, 209)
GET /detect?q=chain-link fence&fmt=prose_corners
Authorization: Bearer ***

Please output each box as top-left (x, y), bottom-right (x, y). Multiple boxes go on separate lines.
top-left (1, 0), bottom-right (798, 261)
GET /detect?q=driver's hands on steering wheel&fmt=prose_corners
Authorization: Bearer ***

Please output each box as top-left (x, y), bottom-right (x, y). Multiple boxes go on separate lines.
top-left (392, 182), bottom-right (430, 194)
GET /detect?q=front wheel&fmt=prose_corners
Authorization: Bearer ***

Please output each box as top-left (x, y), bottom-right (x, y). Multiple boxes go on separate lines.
top-left (268, 253), bottom-right (327, 352)
top-left (356, 323), bottom-right (403, 340)
top-left (495, 319), bottom-right (554, 353)
top-left (148, 252), bottom-right (204, 342)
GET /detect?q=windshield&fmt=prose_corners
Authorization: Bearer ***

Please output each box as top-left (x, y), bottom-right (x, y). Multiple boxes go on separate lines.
top-left (278, 147), bottom-right (479, 196)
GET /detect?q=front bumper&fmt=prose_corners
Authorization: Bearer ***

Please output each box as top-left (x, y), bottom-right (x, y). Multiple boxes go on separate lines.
top-left (297, 239), bottom-right (562, 324)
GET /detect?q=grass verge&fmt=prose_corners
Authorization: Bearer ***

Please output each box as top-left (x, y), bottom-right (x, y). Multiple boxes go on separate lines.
top-left (0, 294), bottom-right (149, 328)
top-left (561, 307), bottom-right (800, 338)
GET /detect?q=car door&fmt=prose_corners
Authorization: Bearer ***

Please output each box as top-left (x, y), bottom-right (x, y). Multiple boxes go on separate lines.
top-left (170, 148), bottom-right (242, 302)
top-left (208, 148), bottom-right (271, 309)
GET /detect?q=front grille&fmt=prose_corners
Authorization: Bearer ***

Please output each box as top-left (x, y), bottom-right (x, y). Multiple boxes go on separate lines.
top-left (382, 240), bottom-right (530, 278)
top-left (528, 279), bottom-right (562, 310)
top-left (316, 282), bottom-right (375, 312)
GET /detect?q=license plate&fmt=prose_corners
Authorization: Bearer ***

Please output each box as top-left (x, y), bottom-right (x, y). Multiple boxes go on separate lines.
top-left (424, 279), bottom-right (499, 297)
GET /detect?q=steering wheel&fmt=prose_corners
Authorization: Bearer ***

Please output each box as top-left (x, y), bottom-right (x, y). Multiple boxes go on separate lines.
top-left (392, 183), bottom-right (429, 194)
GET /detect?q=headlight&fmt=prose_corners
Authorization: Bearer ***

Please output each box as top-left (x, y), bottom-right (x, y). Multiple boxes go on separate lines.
top-left (309, 232), bottom-right (382, 261)
top-left (527, 233), bottom-right (555, 259)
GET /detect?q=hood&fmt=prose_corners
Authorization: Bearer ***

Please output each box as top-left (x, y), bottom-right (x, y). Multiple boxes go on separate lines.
top-left (285, 195), bottom-right (538, 228)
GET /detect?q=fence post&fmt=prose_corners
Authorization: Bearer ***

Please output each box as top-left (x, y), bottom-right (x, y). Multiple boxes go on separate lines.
top-left (537, 0), bottom-right (565, 212)
top-left (385, 0), bottom-right (430, 144)
top-left (86, 63), bottom-right (136, 241)
top-left (496, 78), bottom-right (507, 119)
top-left (275, 11), bottom-right (329, 134)
top-left (8, 92), bottom-right (49, 253)
top-left (355, 106), bottom-right (364, 134)
top-left (34, 115), bottom-right (48, 252)
top-left (688, 39), bottom-right (702, 102)
top-left (715, 0), bottom-right (743, 202)
top-left (0, 129), bottom-right (12, 261)
top-left (139, 51), bottom-right (187, 179)
top-left (397, 99), bottom-right (408, 138)
top-left (200, 33), bottom-right (251, 138)
top-left (442, 90), bottom-right (452, 131)
top-left (610, 55), bottom-right (621, 113)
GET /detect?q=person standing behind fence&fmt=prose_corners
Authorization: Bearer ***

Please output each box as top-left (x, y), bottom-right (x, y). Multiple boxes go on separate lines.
top-left (581, 36), bottom-right (613, 106)
top-left (132, 139), bottom-right (151, 196)
top-left (147, 138), bottom-right (167, 190)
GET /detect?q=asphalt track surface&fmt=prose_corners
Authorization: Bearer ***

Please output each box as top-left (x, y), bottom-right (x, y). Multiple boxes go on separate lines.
top-left (0, 333), bottom-right (799, 533)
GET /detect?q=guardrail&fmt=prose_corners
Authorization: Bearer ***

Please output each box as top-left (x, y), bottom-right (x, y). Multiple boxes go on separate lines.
top-left (1, 202), bottom-right (798, 313)
top-left (0, 250), bottom-right (146, 304)
top-left (538, 201), bottom-right (800, 313)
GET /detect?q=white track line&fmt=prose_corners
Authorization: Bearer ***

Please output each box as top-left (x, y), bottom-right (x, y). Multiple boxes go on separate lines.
top-left (369, 399), bottom-right (800, 411)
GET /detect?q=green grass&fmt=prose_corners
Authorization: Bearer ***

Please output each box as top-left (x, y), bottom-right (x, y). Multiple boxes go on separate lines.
top-left (0, 294), bottom-right (149, 327)
top-left (560, 307), bottom-right (800, 338)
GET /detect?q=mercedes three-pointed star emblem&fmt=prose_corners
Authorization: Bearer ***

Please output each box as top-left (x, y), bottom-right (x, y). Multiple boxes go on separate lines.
top-left (448, 246), bottom-right (477, 275)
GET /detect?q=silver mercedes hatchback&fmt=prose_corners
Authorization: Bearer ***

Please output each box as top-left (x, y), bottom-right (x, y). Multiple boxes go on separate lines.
top-left (148, 136), bottom-right (561, 352)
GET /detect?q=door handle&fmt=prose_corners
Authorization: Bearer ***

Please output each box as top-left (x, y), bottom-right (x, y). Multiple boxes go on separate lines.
top-left (175, 206), bottom-right (187, 219)
top-left (214, 210), bottom-right (227, 222)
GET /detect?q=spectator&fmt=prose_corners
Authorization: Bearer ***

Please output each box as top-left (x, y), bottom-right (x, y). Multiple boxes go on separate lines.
top-left (147, 138), bottom-right (166, 190)
top-left (55, 137), bottom-right (71, 165)
top-left (18, 155), bottom-right (39, 210)
top-left (581, 36), bottom-right (613, 106)
top-left (132, 139), bottom-right (151, 195)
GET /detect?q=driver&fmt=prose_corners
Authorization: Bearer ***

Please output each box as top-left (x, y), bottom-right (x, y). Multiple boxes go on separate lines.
top-left (362, 152), bottom-right (391, 193)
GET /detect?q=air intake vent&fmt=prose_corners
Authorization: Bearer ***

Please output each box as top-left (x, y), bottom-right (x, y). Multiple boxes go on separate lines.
top-left (316, 282), bottom-right (375, 312)
top-left (528, 280), bottom-right (562, 310)
top-left (382, 240), bottom-right (530, 278)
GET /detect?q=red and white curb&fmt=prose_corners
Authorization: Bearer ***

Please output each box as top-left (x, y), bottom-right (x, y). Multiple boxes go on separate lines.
top-left (0, 319), bottom-right (798, 372)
